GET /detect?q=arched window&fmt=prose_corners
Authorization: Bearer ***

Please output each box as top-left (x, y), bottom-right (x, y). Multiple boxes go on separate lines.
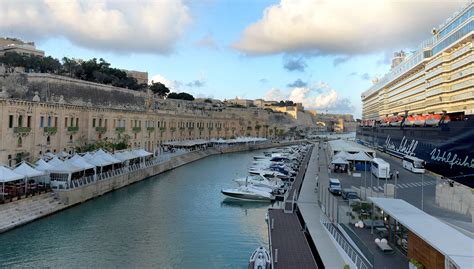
top-left (17, 137), bottom-right (22, 147)
top-left (46, 136), bottom-right (51, 145)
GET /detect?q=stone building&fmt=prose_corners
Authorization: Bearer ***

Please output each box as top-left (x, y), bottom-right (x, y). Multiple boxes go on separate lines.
top-left (0, 37), bottom-right (45, 57)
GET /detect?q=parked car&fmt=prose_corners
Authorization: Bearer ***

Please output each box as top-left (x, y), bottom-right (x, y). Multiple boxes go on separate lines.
top-left (342, 188), bottom-right (359, 200)
top-left (328, 178), bottom-right (342, 195)
top-left (342, 188), bottom-right (361, 205)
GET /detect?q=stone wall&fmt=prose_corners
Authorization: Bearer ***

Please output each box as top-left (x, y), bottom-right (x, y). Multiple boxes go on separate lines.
top-left (436, 182), bottom-right (473, 220)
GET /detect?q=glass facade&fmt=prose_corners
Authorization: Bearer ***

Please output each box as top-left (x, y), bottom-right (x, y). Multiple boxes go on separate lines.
top-left (438, 6), bottom-right (474, 39)
top-left (432, 20), bottom-right (474, 55)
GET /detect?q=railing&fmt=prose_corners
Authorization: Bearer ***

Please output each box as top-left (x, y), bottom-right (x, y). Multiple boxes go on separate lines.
top-left (320, 215), bottom-right (373, 269)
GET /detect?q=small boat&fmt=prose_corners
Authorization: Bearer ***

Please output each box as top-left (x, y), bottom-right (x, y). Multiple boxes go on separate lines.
top-left (414, 115), bottom-right (426, 126)
top-left (404, 115), bottom-right (415, 126)
top-left (233, 174), bottom-right (284, 189)
top-left (248, 246), bottom-right (271, 269)
top-left (221, 185), bottom-right (275, 201)
top-left (425, 113), bottom-right (442, 126)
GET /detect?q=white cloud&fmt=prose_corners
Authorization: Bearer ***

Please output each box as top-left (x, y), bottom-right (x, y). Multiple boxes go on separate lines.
top-left (194, 33), bottom-right (218, 49)
top-left (0, 0), bottom-right (192, 54)
top-left (234, 0), bottom-right (465, 55)
top-left (150, 74), bottom-right (182, 92)
top-left (263, 82), bottom-right (355, 114)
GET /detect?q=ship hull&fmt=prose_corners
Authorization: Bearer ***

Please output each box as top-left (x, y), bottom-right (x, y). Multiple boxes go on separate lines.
top-left (356, 118), bottom-right (474, 188)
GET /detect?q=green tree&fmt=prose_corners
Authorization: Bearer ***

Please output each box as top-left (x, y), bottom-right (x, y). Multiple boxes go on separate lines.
top-left (167, 92), bottom-right (195, 101)
top-left (149, 81), bottom-right (170, 98)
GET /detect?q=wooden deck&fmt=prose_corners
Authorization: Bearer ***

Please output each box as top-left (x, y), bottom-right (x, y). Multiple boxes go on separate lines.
top-left (268, 208), bottom-right (318, 269)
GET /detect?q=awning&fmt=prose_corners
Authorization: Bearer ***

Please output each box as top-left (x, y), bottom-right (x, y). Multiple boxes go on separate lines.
top-left (67, 155), bottom-right (95, 170)
top-left (331, 157), bottom-right (349, 165)
top-left (93, 149), bottom-right (121, 164)
top-left (48, 156), bottom-right (64, 167)
top-left (83, 153), bottom-right (113, 167)
top-left (49, 162), bottom-right (83, 174)
top-left (131, 149), bottom-right (153, 157)
top-left (0, 166), bottom-right (25, 183)
top-left (346, 152), bottom-right (373, 162)
top-left (13, 162), bottom-right (46, 177)
top-left (114, 151), bottom-right (137, 161)
top-left (35, 159), bottom-right (54, 171)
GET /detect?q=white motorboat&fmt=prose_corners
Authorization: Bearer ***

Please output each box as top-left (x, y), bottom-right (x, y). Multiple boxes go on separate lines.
top-left (248, 246), bottom-right (271, 269)
top-left (233, 174), bottom-right (283, 189)
top-left (221, 185), bottom-right (275, 201)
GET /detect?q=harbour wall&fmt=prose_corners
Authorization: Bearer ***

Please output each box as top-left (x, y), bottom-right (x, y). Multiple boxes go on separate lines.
top-left (0, 141), bottom-right (302, 233)
top-left (436, 182), bottom-right (474, 221)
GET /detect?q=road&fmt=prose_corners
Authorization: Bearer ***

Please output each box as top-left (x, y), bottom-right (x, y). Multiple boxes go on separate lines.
top-left (332, 148), bottom-right (473, 233)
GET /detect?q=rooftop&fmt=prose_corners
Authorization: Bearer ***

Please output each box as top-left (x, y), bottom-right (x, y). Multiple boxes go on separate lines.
top-left (369, 197), bottom-right (474, 269)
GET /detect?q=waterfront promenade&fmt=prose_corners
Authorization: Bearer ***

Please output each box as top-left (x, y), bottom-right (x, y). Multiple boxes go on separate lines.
top-left (297, 143), bottom-right (349, 268)
top-left (0, 140), bottom-right (301, 234)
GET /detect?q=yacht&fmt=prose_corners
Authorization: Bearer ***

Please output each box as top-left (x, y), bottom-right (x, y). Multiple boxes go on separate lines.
top-left (233, 174), bottom-right (283, 189)
top-left (221, 185), bottom-right (275, 201)
top-left (248, 246), bottom-right (271, 269)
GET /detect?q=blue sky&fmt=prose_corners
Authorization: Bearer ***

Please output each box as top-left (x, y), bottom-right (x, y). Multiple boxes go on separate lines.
top-left (1, 0), bottom-right (467, 118)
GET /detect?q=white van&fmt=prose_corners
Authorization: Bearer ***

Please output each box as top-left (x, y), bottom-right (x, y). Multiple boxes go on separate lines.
top-left (328, 178), bottom-right (342, 195)
top-left (371, 158), bottom-right (391, 179)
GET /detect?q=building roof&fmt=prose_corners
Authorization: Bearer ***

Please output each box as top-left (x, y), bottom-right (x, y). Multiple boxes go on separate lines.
top-left (13, 162), bottom-right (45, 178)
top-left (368, 198), bottom-right (474, 269)
top-left (327, 140), bottom-right (375, 154)
top-left (0, 166), bottom-right (24, 183)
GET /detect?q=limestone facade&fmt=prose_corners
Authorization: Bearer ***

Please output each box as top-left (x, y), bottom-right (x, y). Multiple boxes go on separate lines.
top-left (0, 98), bottom-right (283, 166)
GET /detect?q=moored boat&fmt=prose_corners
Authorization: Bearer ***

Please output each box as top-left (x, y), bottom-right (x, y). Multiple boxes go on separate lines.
top-left (248, 246), bottom-right (271, 269)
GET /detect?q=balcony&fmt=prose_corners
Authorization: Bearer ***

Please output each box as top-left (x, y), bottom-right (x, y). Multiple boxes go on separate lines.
top-left (14, 127), bottom-right (31, 134)
top-left (67, 126), bottom-right (79, 133)
top-left (43, 127), bottom-right (57, 135)
top-left (115, 127), bottom-right (125, 133)
top-left (131, 127), bottom-right (141, 133)
top-left (147, 127), bottom-right (155, 132)
top-left (95, 127), bottom-right (107, 134)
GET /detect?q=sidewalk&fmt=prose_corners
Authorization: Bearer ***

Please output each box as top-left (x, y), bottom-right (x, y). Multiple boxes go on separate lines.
top-left (297, 143), bottom-right (348, 269)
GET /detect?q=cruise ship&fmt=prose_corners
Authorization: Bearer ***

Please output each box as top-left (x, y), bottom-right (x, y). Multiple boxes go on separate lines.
top-left (357, 2), bottom-right (474, 188)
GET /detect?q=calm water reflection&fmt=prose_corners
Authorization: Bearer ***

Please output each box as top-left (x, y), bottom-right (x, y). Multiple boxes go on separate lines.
top-left (0, 149), bottom-right (276, 268)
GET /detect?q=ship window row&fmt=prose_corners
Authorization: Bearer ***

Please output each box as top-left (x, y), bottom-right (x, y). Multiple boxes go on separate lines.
top-left (438, 7), bottom-right (474, 39)
top-left (432, 20), bottom-right (474, 56)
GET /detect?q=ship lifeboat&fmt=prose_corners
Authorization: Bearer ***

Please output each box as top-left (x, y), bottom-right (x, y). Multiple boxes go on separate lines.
top-left (443, 115), bottom-right (451, 124)
top-left (380, 117), bottom-right (390, 127)
top-left (389, 116), bottom-right (403, 127)
top-left (414, 115), bottom-right (426, 126)
top-left (404, 115), bottom-right (415, 127)
top-left (425, 114), bottom-right (442, 126)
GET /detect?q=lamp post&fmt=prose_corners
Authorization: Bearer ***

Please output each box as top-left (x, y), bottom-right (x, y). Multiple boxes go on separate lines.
top-left (394, 169), bottom-right (398, 198)
top-left (421, 172), bottom-right (424, 211)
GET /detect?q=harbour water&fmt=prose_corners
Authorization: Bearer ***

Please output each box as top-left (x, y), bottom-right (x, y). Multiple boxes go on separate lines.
top-left (0, 150), bottom-right (274, 268)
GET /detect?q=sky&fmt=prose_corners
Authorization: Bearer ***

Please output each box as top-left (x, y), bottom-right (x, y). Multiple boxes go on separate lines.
top-left (0, 0), bottom-right (468, 118)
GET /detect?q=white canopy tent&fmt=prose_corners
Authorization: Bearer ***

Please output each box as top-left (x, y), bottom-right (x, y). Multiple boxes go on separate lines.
top-left (48, 156), bottom-right (64, 167)
top-left (93, 149), bottom-right (121, 165)
top-left (49, 161), bottom-right (84, 189)
top-left (0, 166), bottom-right (25, 199)
top-left (331, 157), bottom-right (349, 165)
top-left (35, 159), bottom-right (54, 172)
top-left (13, 161), bottom-right (48, 193)
top-left (346, 152), bottom-right (373, 162)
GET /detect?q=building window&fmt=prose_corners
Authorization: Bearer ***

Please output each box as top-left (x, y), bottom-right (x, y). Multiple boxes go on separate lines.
top-left (40, 116), bottom-right (44, 128)
top-left (8, 115), bottom-right (13, 128)
top-left (104, 119), bottom-right (108, 128)
top-left (76, 118), bottom-right (79, 127)
top-left (18, 115), bottom-right (23, 127)
top-left (47, 116), bottom-right (52, 127)
top-left (99, 118), bottom-right (102, 127)
top-left (8, 154), bottom-right (12, 167)
top-left (17, 137), bottom-right (22, 148)
top-left (65, 117), bottom-right (68, 128)
top-left (47, 136), bottom-right (51, 145)
top-left (54, 117), bottom-right (58, 127)
top-left (69, 135), bottom-right (73, 141)
top-left (27, 116), bottom-right (31, 128)
top-left (92, 118), bottom-right (96, 127)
